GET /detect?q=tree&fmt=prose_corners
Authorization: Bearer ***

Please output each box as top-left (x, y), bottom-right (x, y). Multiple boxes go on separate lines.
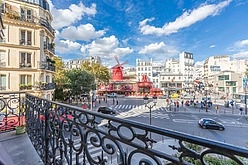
top-left (52, 56), bottom-right (67, 100)
top-left (81, 61), bottom-right (110, 87)
top-left (65, 69), bottom-right (95, 96)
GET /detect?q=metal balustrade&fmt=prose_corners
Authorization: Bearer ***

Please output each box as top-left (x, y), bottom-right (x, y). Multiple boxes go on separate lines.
top-left (1, 92), bottom-right (248, 165)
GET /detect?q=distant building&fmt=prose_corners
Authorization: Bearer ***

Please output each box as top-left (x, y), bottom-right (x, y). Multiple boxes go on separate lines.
top-left (64, 56), bottom-right (101, 70)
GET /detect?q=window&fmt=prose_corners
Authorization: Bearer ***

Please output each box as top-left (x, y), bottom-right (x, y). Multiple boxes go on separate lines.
top-left (0, 75), bottom-right (6, 90)
top-left (20, 8), bottom-right (33, 22)
top-left (20, 30), bottom-right (32, 45)
top-left (0, 51), bottom-right (6, 67)
top-left (20, 75), bottom-right (32, 85)
top-left (20, 52), bottom-right (32, 67)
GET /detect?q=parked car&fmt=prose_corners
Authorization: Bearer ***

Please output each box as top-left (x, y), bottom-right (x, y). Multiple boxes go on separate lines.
top-left (107, 93), bottom-right (117, 98)
top-left (198, 118), bottom-right (225, 131)
top-left (97, 106), bottom-right (116, 114)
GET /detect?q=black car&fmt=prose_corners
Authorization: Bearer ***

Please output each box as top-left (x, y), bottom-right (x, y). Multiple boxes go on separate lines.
top-left (97, 106), bottom-right (116, 114)
top-left (198, 118), bottom-right (225, 131)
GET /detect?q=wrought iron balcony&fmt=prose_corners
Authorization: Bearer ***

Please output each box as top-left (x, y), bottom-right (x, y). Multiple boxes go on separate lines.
top-left (19, 63), bottom-right (32, 68)
top-left (0, 92), bottom-right (248, 164)
top-left (44, 42), bottom-right (55, 54)
top-left (39, 62), bottom-right (55, 72)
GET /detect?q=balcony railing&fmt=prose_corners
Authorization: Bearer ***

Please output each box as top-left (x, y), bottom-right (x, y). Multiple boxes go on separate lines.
top-left (0, 85), bottom-right (6, 91)
top-left (39, 62), bottom-right (55, 71)
top-left (19, 39), bottom-right (32, 46)
top-left (3, 10), bottom-right (55, 35)
top-left (44, 42), bottom-right (55, 54)
top-left (1, 92), bottom-right (248, 164)
top-left (34, 82), bottom-right (55, 90)
top-left (19, 63), bottom-right (32, 68)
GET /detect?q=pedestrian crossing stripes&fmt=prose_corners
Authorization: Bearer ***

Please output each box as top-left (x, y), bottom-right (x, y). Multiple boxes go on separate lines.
top-left (111, 104), bottom-right (167, 111)
top-left (108, 104), bottom-right (170, 119)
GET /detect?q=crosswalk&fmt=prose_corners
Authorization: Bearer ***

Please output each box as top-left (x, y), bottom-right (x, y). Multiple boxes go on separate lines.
top-left (109, 104), bottom-right (170, 119)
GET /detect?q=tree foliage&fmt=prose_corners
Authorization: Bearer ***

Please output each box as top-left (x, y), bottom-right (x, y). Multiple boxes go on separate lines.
top-left (52, 56), bottom-right (67, 100)
top-left (81, 61), bottom-right (110, 86)
top-left (65, 69), bottom-right (95, 96)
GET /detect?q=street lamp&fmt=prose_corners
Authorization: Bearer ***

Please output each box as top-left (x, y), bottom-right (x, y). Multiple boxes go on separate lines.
top-left (143, 95), bottom-right (158, 140)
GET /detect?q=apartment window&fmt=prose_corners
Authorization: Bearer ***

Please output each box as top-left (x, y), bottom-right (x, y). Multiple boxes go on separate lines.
top-left (21, 8), bottom-right (33, 22)
top-left (0, 51), bottom-right (6, 67)
top-left (0, 75), bottom-right (6, 90)
top-left (20, 52), bottom-right (31, 67)
top-left (20, 30), bottom-right (32, 45)
top-left (20, 75), bottom-right (32, 85)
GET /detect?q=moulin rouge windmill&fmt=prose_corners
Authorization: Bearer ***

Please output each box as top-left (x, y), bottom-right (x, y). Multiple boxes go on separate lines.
top-left (111, 55), bottom-right (128, 81)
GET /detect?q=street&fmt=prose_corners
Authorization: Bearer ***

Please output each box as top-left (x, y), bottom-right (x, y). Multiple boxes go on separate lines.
top-left (96, 96), bottom-right (248, 148)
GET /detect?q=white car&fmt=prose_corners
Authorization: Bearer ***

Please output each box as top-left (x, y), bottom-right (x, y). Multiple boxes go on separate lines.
top-left (107, 93), bottom-right (117, 98)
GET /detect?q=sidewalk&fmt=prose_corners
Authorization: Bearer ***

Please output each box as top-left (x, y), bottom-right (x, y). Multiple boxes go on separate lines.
top-left (0, 131), bottom-right (43, 165)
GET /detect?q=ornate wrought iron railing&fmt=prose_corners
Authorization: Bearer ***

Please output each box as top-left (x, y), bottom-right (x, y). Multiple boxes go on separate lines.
top-left (0, 92), bottom-right (26, 132)
top-left (1, 92), bottom-right (248, 164)
top-left (24, 93), bottom-right (248, 165)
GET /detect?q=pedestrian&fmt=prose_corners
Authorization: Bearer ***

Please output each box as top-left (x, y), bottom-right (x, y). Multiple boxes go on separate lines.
top-left (215, 105), bottom-right (218, 113)
top-left (181, 100), bottom-right (184, 107)
top-left (99, 99), bottom-right (101, 104)
top-left (116, 100), bottom-right (118, 105)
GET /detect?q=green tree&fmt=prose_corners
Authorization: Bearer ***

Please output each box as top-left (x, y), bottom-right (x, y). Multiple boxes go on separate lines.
top-left (65, 69), bottom-right (95, 96)
top-left (52, 56), bottom-right (67, 100)
top-left (81, 61), bottom-right (110, 87)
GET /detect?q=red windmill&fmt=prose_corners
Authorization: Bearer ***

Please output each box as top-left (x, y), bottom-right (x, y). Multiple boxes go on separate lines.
top-left (111, 55), bottom-right (128, 81)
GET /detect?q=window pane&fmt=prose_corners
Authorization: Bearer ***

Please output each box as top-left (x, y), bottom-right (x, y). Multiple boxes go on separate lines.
top-left (27, 75), bottom-right (32, 84)
top-left (27, 53), bottom-right (31, 63)
top-left (20, 53), bottom-right (25, 63)
top-left (27, 31), bottom-right (32, 45)
top-left (0, 75), bottom-right (6, 86)
top-left (20, 75), bottom-right (25, 84)
top-left (20, 30), bottom-right (25, 44)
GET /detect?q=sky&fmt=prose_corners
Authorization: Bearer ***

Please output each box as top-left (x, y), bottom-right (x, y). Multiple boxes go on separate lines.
top-left (48, 0), bottom-right (248, 68)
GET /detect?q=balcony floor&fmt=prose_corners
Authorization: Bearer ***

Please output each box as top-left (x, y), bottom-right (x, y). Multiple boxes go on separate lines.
top-left (0, 131), bottom-right (44, 165)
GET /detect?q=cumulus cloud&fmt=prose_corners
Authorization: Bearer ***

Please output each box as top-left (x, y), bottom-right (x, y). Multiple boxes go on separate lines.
top-left (80, 35), bottom-right (133, 58)
top-left (138, 42), bottom-right (178, 55)
top-left (139, 0), bottom-right (232, 36)
top-left (55, 40), bottom-right (81, 54)
top-left (50, 2), bottom-right (97, 29)
top-left (234, 39), bottom-right (248, 47)
top-left (210, 45), bottom-right (216, 48)
top-left (232, 51), bottom-right (248, 59)
top-left (60, 24), bottom-right (106, 41)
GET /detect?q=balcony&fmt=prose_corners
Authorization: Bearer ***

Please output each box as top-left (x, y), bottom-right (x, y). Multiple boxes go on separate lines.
top-left (19, 39), bottom-right (32, 46)
top-left (19, 63), bottom-right (32, 68)
top-left (0, 92), bottom-right (248, 164)
top-left (0, 62), bottom-right (6, 68)
top-left (39, 62), bottom-right (55, 72)
top-left (34, 82), bottom-right (55, 90)
top-left (0, 85), bottom-right (6, 91)
top-left (44, 42), bottom-right (55, 54)
top-left (3, 10), bottom-right (55, 35)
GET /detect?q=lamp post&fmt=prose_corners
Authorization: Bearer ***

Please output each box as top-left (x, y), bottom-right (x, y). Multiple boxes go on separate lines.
top-left (243, 75), bottom-right (247, 115)
top-left (143, 95), bottom-right (158, 140)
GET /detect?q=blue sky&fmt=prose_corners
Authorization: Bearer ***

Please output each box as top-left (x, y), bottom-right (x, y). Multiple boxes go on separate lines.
top-left (48, 0), bottom-right (248, 67)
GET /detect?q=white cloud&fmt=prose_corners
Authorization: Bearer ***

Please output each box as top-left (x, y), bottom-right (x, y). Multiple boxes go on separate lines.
top-left (50, 2), bottom-right (97, 29)
top-left (138, 42), bottom-right (178, 55)
top-left (80, 35), bottom-right (133, 59)
top-left (210, 45), bottom-right (216, 48)
top-left (56, 40), bottom-right (81, 54)
top-left (139, 0), bottom-right (232, 36)
top-left (234, 39), bottom-right (248, 47)
top-left (60, 24), bottom-right (106, 41)
top-left (232, 51), bottom-right (248, 59)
